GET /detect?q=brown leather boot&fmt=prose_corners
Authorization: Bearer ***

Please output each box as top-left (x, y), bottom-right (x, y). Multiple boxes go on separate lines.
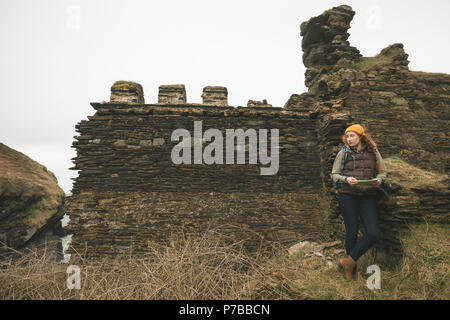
top-left (337, 256), bottom-right (357, 281)
top-left (352, 263), bottom-right (359, 280)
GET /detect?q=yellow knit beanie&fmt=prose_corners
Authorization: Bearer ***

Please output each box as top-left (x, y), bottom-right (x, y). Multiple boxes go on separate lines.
top-left (345, 124), bottom-right (365, 136)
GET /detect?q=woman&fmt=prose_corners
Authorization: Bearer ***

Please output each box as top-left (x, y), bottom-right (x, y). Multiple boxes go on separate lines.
top-left (330, 124), bottom-right (387, 281)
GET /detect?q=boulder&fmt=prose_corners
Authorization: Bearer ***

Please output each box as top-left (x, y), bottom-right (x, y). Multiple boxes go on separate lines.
top-left (0, 142), bottom-right (66, 258)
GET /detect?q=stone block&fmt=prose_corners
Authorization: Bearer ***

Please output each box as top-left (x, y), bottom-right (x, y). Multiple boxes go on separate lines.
top-left (201, 86), bottom-right (228, 106)
top-left (158, 84), bottom-right (186, 104)
top-left (110, 81), bottom-right (145, 104)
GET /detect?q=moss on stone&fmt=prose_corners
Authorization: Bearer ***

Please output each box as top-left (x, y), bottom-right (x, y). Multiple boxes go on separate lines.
top-left (353, 55), bottom-right (394, 71)
top-left (385, 156), bottom-right (448, 192)
top-left (113, 81), bottom-right (141, 88)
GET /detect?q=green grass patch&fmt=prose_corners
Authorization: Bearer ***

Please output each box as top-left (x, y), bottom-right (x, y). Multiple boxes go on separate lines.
top-left (353, 55), bottom-right (394, 71)
top-left (384, 156), bottom-right (448, 192)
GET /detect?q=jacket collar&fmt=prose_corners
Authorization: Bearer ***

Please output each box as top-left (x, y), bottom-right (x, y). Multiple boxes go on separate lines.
top-left (349, 142), bottom-right (367, 153)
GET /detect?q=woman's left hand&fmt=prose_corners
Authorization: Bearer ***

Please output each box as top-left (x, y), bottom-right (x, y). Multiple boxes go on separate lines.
top-left (371, 178), bottom-right (381, 187)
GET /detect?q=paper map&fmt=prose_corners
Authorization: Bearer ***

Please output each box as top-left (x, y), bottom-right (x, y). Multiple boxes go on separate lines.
top-left (357, 179), bottom-right (379, 187)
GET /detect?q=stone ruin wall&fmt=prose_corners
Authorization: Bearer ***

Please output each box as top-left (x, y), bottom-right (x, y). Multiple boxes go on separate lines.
top-left (70, 104), bottom-right (320, 194)
top-left (66, 5), bottom-right (449, 260)
top-left (66, 84), bottom-right (326, 258)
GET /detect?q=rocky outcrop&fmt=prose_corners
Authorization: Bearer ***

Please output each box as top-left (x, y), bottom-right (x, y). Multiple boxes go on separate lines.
top-left (0, 143), bottom-right (66, 259)
top-left (374, 157), bottom-right (449, 257)
top-left (288, 4), bottom-right (448, 176)
top-left (285, 5), bottom-right (449, 256)
top-left (300, 5), bottom-right (362, 96)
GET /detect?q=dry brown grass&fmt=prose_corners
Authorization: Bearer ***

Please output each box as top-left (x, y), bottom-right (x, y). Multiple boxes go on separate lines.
top-left (0, 230), bottom-right (276, 300)
top-left (0, 223), bottom-right (448, 300)
top-left (249, 222), bottom-right (449, 300)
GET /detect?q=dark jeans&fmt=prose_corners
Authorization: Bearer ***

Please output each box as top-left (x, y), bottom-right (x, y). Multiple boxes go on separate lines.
top-left (338, 193), bottom-right (382, 261)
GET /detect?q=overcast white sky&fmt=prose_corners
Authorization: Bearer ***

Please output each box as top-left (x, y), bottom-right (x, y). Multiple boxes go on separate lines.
top-left (1, 0), bottom-right (449, 194)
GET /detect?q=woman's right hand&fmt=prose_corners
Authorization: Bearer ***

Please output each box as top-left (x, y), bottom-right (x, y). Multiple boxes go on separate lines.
top-left (346, 177), bottom-right (358, 187)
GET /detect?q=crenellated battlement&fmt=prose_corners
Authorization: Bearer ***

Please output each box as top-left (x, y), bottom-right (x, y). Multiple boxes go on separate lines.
top-left (109, 80), bottom-right (270, 108)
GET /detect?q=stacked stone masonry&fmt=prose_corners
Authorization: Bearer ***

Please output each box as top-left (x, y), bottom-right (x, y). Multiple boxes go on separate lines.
top-left (201, 86), bottom-right (228, 106)
top-left (158, 84), bottom-right (187, 104)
